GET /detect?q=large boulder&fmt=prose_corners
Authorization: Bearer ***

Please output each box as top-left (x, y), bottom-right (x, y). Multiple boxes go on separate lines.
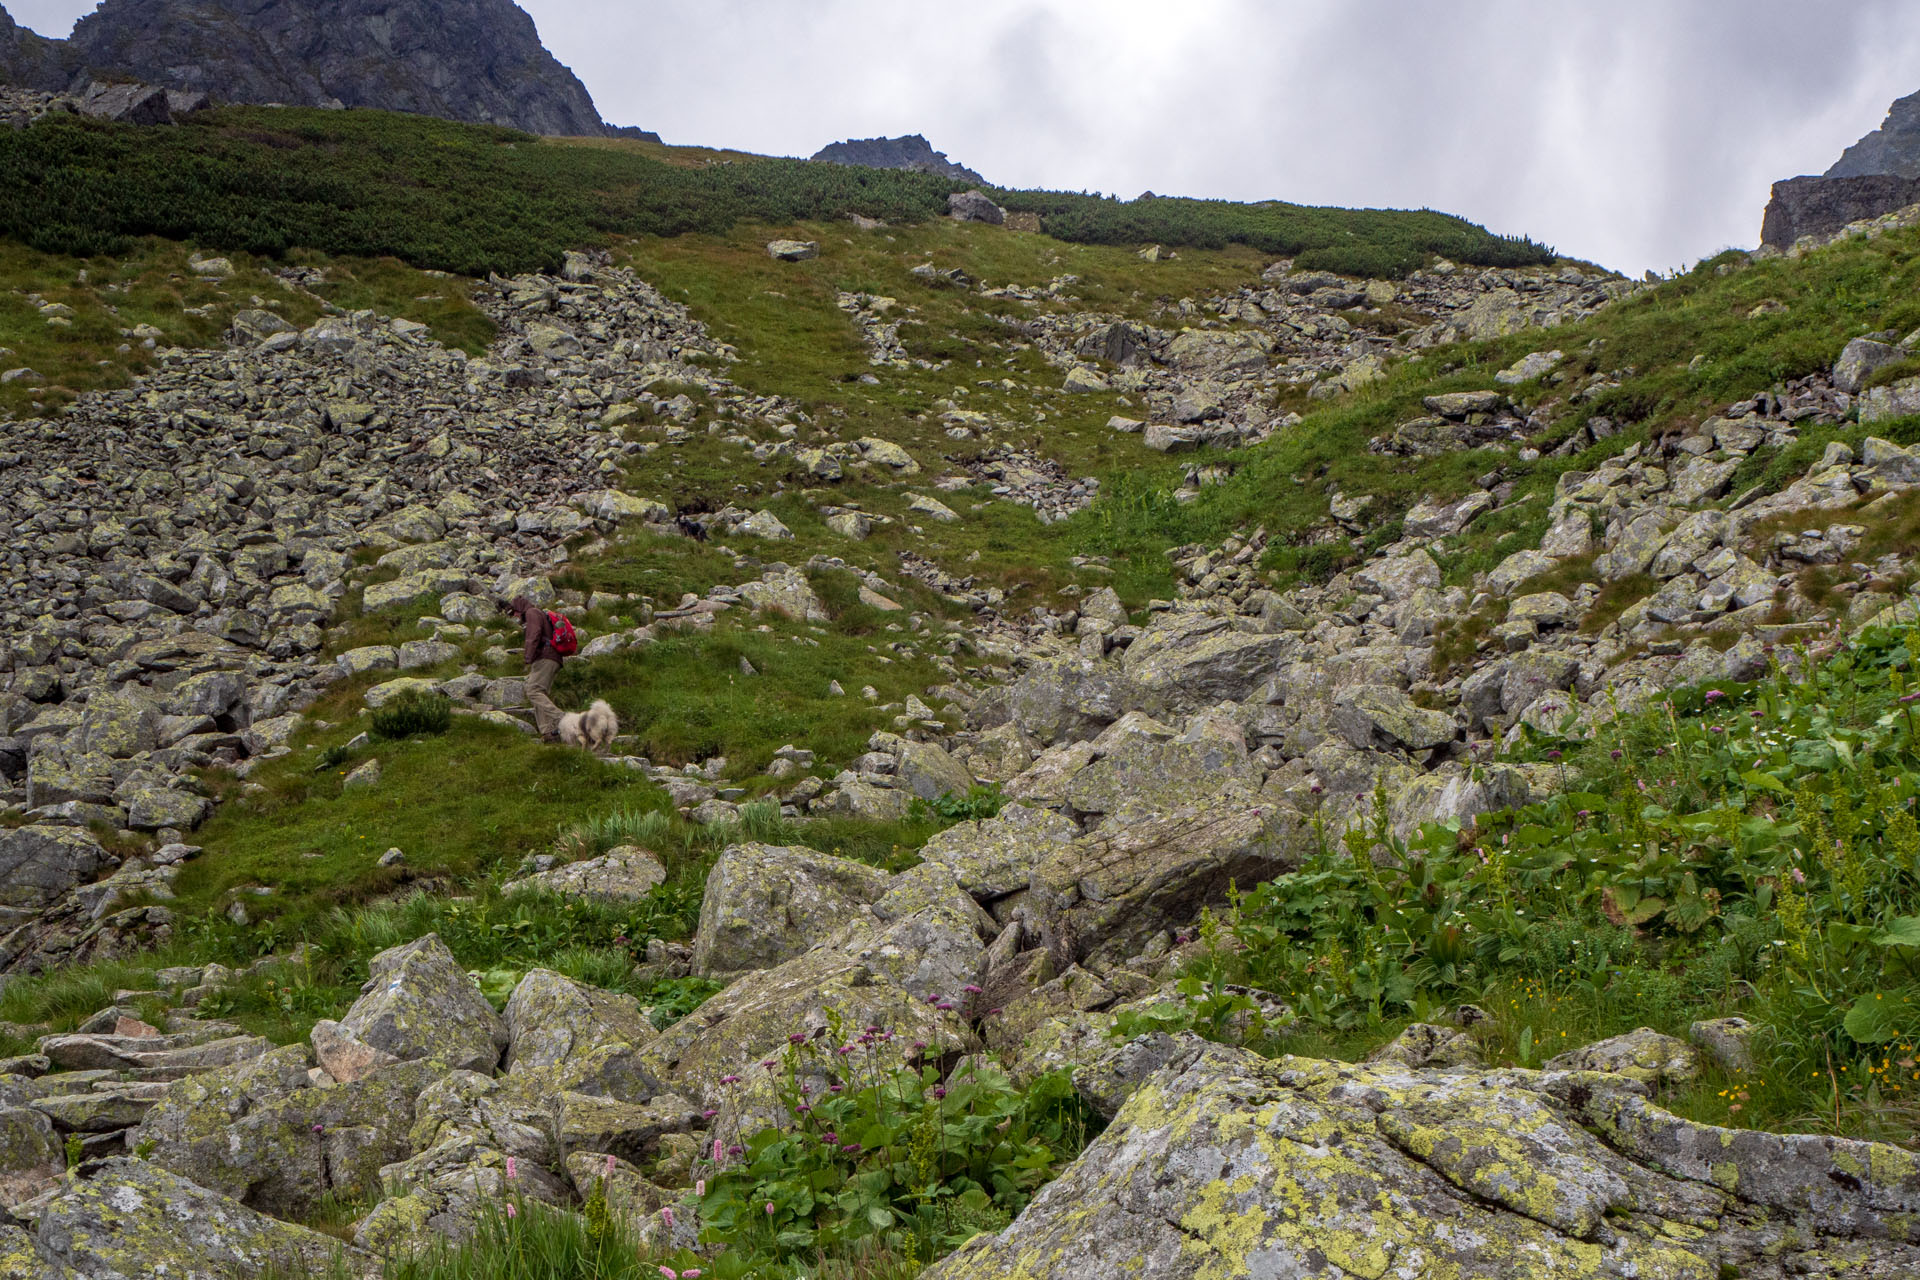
top-left (690, 844), bottom-right (890, 977)
top-left (1030, 787), bottom-right (1301, 965)
top-left (141, 1056), bottom-right (436, 1219)
top-left (502, 846), bottom-right (666, 903)
top-left (1544, 1027), bottom-right (1699, 1089)
top-left (1064, 716), bottom-right (1261, 818)
top-left (0, 826), bottom-right (112, 910)
top-left (948, 190), bottom-right (1005, 224)
top-left (1120, 619), bottom-right (1297, 717)
top-left (894, 739), bottom-right (972, 803)
top-left (645, 930), bottom-right (976, 1108)
top-left (338, 934), bottom-right (507, 1073)
top-left (31, 1158), bottom-right (366, 1278)
top-left (919, 802), bottom-right (1080, 902)
top-left (737, 567), bottom-right (829, 622)
top-left (926, 1044), bottom-right (1920, 1278)
top-left (503, 969), bottom-right (656, 1075)
top-left (1330, 684), bottom-right (1457, 752)
top-left (997, 657), bottom-right (1133, 744)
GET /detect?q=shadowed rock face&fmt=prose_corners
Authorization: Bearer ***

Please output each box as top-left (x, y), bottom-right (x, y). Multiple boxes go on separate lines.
top-left (1760, 89), bottom-right (1920, 250)
top-left (811, 134), bottom-right (987, 185)
top-left (1761, 173), bottom-right (1920, 250)
top-left (0, 5), bottom-right (65, 88)
top-left (1828, 89), bottom-right (1920, 180)
top-left (0, 0), bottom-right (612, 137)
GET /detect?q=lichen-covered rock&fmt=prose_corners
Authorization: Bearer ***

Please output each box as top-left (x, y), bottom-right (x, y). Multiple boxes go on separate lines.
top-left (0, 1106), bottom-right (62, 1207)
top-left (555, 1090), bottom-right (699, 1164)
top-left (338, 933), bottom-right (506, 1073)
top-left (893, 739), bottom-right (971, 803)
top-left (1121, 622), bottom-right (1296, 718)
top-left (1029, 788), bottom-right (1301, 965)
top-left (1366, 1021), bottom-right (1484, 1070)
top-left (31, 1158), bottom-right (368, 1279)
top-left (362, 1136), bottom-right (571, 1255)
top-left (919, 802), bottom-right (1079, 902)
top-left (926, 1047), bottom-right (1920, 1279)
top-left (0, 827), bottom-right (111, 910)
top-left (561, 1152), bottom-right (694, 1250)
top-left (1545, 1027), bottom-right (1699, 1089)
top-left (644, 939), bottom-right (974, 1108)
top-left (502, 845), bottom-right (665, 903)
top-left (1688, 1016), bottom-right (1755, 1073)
top-left (1330, 684), bottom-right (1457, 751)
top-left (737, 566), bottom-right (829, 622)
top-left (0, 1222), bottom-right (64, 1280)
top-left (503, 968), bottom-right (655, 1074)
top-left (690, 843), bottom-right (889, 978)
top-left (1064, 717), bottom-right (1261, 818)
top-left (1000, 657), bottom-right (1134, 744)
top-left (140, 1055), bottom-right (435, 1218)
top-left (407, 1070), bottom-right (556, 1162)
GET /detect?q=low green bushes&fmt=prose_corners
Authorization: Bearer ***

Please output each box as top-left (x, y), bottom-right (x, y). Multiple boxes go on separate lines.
top-left (696, 1032), bottom-right (1096, 1274)
top-left (0, 108), bottom-right (1549, 280)
top-left (370, 690), bottom-right (453, 740)
top-left (1157, 624), bottom-right (1920, 1142)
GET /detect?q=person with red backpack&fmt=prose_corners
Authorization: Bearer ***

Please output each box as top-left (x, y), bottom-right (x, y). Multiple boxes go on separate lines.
top-left (501, 596), bottom-right (578, 743)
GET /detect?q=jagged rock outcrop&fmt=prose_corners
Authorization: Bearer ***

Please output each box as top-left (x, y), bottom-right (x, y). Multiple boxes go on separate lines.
top-left (1762, 173), bottom-right (1920, 251)
top-left (1761, 89), bottom-right (1920, 250)
top-left (0, 0), bottom-right (620, 138)
top-left (0, 5), bottom-right (64, 90)
top-left (810, 133), bottom-right (986, 185)
top-left (1829, 88), bottom-right (1920, 179)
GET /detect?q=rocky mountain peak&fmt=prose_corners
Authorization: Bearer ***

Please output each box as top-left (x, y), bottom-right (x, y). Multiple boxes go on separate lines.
top-left (1827, 87), bottom-right (1920, 179)
top-left (1761, 86), bottom-right (1920, 250)
top-left (0, 0), bottom-right (619, 138)
top-left (810, 133), bottom-right (987, 185)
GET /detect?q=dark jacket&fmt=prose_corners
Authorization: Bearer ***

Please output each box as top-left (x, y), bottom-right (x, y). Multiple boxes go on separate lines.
top-left (506, 596), bottom-right (565, 667)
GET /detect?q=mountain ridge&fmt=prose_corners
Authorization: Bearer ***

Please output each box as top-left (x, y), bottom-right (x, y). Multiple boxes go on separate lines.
top-left (811, 132), bottom-right (987, 185)
top-left (0, 0), bottom-right (624, 137)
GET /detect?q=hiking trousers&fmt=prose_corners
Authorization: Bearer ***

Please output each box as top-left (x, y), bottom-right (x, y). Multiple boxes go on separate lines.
top-left (526, 659), bottom-right (562, 739)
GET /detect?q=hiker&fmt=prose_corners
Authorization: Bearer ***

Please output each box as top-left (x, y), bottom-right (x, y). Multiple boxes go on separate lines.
top-left (500, 596), bottom-right (571, 742)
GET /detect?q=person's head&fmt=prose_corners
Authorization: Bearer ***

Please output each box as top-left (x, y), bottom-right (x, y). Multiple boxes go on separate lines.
top-left (500, 596), bottom-right (530, 618)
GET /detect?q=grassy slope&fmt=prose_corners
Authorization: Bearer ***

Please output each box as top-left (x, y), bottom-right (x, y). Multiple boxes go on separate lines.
top-left (1, 123), bottom-right (1919, 1269)
top-left (0, 239), bottom-right (491, 417)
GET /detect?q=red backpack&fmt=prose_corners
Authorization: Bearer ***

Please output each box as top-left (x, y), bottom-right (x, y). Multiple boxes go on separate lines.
top-left (545, 610), bottom-right (578, 656)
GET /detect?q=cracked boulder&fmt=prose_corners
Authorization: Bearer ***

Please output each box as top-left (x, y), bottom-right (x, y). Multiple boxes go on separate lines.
top-left (503, 968), bottom-right (656, 1074)
top-left (690, 843), bottom-right (889, 978)
top-left (338, 933), bottom-right (507, 1073)
top-left (926, 1044), bottom-right (1920, 1279)
top-left (29, 1157), bottom-right (368, 1278)
top-left (1030, 786), bottom-right (1302, 966)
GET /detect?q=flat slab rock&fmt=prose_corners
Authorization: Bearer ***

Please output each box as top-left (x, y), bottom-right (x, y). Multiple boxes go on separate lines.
top-left (927, 1039), bottom-right (1920, 1279)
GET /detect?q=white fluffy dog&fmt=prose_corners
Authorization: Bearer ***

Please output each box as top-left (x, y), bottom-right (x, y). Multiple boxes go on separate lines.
top-left (557, 700), bottom-right (619, 752)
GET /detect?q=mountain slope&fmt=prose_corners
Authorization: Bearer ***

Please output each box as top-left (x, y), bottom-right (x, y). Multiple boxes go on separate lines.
top-left (0, 0), bottom-right (610, 137)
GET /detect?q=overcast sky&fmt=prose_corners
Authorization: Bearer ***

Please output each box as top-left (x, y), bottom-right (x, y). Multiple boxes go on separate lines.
top-left (13, 0), bottom-right (1920, 275)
